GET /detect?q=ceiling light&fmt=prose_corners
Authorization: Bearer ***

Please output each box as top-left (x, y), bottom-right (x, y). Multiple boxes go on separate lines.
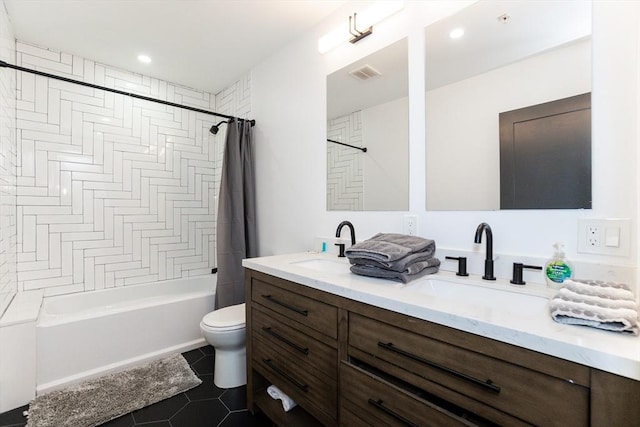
top-left (318, 1), bottom-right (405, 54)
top-left (137, 54), bottom-right (152, 64)
top-left (449, 28), bottom-right (465, 39)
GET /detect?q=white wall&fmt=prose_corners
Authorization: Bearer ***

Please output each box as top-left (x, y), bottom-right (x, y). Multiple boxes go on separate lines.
top-left (251, 1), bottom-right (638, 286)
top-left (0, 0), bottom-right (16, 316)
top-left (362, 96), bottom-right (408, 210)
top-left (13, 41), bottom-right (250, 297)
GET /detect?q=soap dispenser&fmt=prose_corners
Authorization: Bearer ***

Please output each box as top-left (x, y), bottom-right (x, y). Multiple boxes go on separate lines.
top-left (544, 242), bottom-right (573, 289)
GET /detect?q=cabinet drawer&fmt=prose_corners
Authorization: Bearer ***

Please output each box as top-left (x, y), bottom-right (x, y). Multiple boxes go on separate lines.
top-left (252, 279), bottom-right (337, 338)
top-left (340, 362), bottom-right (475, 427)
top-left (252, 307), bottom-right (337, 376)
top-left (349, 313), bottom-right (589, 427)
top-left (253, 334), bottom-right (337, 420)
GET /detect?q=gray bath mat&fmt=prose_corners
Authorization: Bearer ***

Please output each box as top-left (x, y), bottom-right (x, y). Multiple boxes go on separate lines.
top-left (26, 353), bottom-right (202, 427)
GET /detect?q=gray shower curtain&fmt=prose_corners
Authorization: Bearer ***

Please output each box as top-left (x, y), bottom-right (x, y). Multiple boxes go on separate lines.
top-left (215, 119), bottom-right (257, 309)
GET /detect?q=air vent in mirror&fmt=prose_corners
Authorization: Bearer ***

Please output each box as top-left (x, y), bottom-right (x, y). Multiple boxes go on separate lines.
top-left (349, 64), bottom-right (382, 81)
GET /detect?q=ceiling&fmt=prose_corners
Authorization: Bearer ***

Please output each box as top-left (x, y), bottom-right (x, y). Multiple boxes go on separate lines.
top-left (425, 0), bottom-right (592, 90)
top-left (3, 0), bottom-right (345, 94)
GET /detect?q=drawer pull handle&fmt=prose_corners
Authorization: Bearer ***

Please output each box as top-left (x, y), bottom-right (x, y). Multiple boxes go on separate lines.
top-left (368, 398), bottom-right (419, 427)
top-left (262, 358), bottom-right (309, 392)
top-left (378, 341), bottom-right (501, 394)
top-left (262, 327), bottom-right (309, 355)
top-left (261, 294), bottom-right (309, 316)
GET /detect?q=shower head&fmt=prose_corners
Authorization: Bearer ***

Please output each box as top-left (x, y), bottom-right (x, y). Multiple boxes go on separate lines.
top-left (209, 120), bottom-right (228, 135)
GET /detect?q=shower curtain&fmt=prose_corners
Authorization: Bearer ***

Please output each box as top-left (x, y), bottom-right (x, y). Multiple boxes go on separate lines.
top-left (215, 119), bottom-right (257, 309)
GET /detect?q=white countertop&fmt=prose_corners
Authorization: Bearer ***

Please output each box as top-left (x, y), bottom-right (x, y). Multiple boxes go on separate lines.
top-left (243, 251), bottom-right (640, 381)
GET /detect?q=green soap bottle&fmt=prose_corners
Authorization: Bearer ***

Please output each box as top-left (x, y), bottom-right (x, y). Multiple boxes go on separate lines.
top-left (545, 242), bottom-right (573, 289)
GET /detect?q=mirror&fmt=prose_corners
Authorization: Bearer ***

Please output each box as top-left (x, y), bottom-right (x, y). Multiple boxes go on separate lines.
top-left (327, 38), bottom-right (409, 211)
top-left (425, 1), bottom-right (592, 210)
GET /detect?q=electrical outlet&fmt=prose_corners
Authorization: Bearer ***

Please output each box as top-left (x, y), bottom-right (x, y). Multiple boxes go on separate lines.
top-left (578, 218), bottom-right (630, 256)
top-left (403, 215), bottom-right (418, 235)
top-left (586, 225), bottom-right (600, 247)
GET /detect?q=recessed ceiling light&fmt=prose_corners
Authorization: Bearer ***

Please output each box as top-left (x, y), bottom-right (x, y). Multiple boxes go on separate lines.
top-left (137, 54), bottom-right (152, 64)
top-left (449, 28), bottom-right (465, 39)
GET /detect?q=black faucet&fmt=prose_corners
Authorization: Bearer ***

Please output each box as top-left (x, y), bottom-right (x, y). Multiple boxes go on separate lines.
top-left (335, 221), bottom-right (356, 245)
top-left (335, 221), bottom-right (356, 257)
top-left (474, 222), bottom-right (496, 280)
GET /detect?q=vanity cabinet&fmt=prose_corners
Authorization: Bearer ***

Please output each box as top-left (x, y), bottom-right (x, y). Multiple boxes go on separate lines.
top-left (245, 269), bottom-right (640, 426)
top-left (346, 309), bottom-right (588, 426)
top-left (246, 270), bottom-right (343, 426)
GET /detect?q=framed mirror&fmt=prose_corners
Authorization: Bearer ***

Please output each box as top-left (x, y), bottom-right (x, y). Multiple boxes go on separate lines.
top-left (326, 38), bottom-right (408, 211)
top-left (425, 1), bottom-right (592, 210)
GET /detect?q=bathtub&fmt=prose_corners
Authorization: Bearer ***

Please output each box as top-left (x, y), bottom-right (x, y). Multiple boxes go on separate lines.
top-left (36, 275), bottom-right (215, 394)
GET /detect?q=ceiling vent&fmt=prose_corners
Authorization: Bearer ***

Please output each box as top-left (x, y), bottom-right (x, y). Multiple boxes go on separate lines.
top-left (349, 64), bottom-right (382, 81)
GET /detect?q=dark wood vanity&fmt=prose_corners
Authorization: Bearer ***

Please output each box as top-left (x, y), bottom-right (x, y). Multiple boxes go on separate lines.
top-left (245, 268), bottom-right (640, 426)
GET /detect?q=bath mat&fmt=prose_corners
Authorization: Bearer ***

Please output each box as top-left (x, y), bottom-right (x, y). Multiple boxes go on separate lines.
top-left (26, 354), bottom-right (202, 427)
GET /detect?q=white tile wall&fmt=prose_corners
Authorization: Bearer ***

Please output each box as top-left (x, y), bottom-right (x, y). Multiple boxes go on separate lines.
top-left (327, 112), bottom-right (363, 210)
top-left (0, 1), bottom-right (17, 315)
top-left (14, 41), bottom-right (251, 296)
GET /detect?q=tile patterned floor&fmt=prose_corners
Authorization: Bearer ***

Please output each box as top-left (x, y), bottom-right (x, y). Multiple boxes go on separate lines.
top-left (0, 346), bottom-right (273, 427)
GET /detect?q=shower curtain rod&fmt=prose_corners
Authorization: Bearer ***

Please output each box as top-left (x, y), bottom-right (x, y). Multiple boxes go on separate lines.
top-left (327, 138), bottom-right (367, 152)
top-left (0, 60), bottom-right (255, 127)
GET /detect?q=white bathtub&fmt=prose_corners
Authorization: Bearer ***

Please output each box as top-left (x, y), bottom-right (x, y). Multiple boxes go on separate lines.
top-left (36, 276), bottom-right (215, 394)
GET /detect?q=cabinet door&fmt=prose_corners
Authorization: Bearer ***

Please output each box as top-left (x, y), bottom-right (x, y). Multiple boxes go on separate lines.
top-left (349, 313), bottom-right (589, 427)
top-left (341, 362), bottom-right (476, 427)
top-left (253, 307), bottom-right (337, 376)
top-left (253, 335), bottom-right (337, 421)
top-left (252, 278), bottom-right (338, 338)
top-left (590, 369), bottom-right (640, 427)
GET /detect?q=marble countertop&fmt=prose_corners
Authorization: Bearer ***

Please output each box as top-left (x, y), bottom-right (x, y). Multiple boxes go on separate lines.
top-left (243, 251), bottom-right (640, 381)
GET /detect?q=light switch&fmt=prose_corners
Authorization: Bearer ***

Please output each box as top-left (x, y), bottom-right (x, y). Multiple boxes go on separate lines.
top-left (578, 218), bottom-right (630, 256)
top-left (605, 227), bottom-right (620, 247)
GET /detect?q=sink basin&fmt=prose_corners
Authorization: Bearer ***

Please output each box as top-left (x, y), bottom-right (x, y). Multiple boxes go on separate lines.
top-left (402, 278), bottom-right (549, 318)
top-left (291, 258), bottom-right (351, 275)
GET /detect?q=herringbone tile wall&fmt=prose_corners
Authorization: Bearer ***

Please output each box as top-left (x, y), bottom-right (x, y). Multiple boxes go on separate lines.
top-left (0, 2), bottom-right (17, 315)
top-left (327, 111), bottom-right (363, 211)
top-left (14, 41), bottom-right (250, 296)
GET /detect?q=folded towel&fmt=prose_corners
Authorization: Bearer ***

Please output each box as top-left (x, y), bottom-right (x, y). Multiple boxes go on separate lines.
top-left (350, 258), bottom-right (440, 284)
top-left (549, 279), bottom-right (639, 335)
top-left (267, 384), bottom-right (297, 412)
top-left (345, 233), bottom-right (436, 263)
top-left (349, 250), bottom-right (436, 273)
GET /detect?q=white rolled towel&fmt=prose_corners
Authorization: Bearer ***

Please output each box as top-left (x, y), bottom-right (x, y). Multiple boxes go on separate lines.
top-left (267, 384), bottom-right (297, 412)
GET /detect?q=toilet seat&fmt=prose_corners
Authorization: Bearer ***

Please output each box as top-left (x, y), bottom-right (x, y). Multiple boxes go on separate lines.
top-left (202, 303), bottom-right (245, 331)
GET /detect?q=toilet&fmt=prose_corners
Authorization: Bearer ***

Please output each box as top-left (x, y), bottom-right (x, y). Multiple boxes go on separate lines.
top-left (199, 303), bottom-right (246, 388)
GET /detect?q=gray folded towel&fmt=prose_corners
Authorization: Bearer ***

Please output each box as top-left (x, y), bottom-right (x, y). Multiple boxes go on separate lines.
top-left (345, 233), bottom-right (436, 263)
top-left (350, 258), bottom-right (441, 284)
top-left (349, 250), bottom-right (435, 273)
top-left (549, 279), bottom-right (639, 335)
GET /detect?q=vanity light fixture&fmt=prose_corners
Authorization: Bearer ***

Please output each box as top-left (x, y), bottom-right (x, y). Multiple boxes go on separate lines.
top-left (318, 1), bottom-right (405, 54)
top-left (349, 13), bottom-right (373, 44)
